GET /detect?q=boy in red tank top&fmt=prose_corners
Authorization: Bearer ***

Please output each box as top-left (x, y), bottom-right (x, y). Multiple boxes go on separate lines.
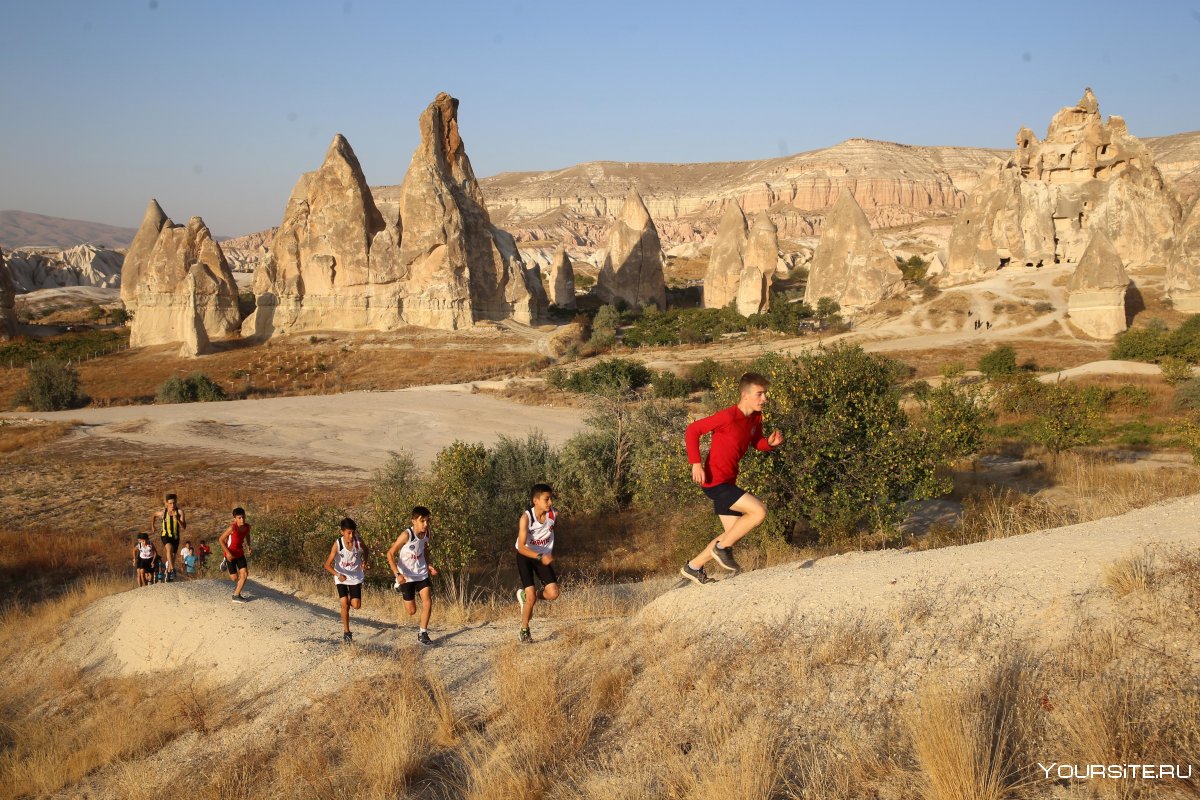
top-left (220, 507), bottom-right (252, 602)
top-left (680, 372), bottom-right (783, 585)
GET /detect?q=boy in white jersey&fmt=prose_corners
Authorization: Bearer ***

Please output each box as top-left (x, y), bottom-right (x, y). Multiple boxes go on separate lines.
top-left (387, 506), bottom-right (438, 647)
top-left (324, 517), bottom-right (369, 644)
top-left (132, 533), bottom-right (157, 587)
top-left (515, 483), bottom-right (560, 643)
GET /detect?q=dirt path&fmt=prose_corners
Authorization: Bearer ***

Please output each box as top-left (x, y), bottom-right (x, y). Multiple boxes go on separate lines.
top-left (2, 383), bottom-right (587, 472)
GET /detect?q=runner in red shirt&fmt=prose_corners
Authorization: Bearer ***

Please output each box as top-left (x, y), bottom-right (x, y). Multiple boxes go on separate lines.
top-left (220, 507), bottom-right (252, 602)
top-left (680, 372), bottom-right (783, 585)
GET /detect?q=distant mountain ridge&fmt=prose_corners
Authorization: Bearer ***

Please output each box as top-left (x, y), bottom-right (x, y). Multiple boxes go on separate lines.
top-left (0, 210), bottom-right (139, 250)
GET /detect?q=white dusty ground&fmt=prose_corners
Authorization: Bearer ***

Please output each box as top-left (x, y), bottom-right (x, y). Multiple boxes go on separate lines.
top-left (2, 383), bottom-right (587, 472)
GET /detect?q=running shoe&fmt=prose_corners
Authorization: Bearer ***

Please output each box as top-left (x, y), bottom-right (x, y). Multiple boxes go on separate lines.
top-left (679, 564), bottom-right (711, 585)
top-left (231, 594), bottom-right (247, 603)
top-left (518, 628), bottom-right (532, 643)
top-left (710, 544), bottom-right (741, 573)
top-left (516, 587), bottom-right (526, 607)
top-left (418, 631), bottom-right (433, 646)
top-left (343, 631), bottom-right (353, 644)
top-left (219, 558), bottom-right (227, 571)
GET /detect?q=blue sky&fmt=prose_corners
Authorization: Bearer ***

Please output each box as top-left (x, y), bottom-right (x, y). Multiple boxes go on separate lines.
top-left (1, 0), bottom-right (1197, 236)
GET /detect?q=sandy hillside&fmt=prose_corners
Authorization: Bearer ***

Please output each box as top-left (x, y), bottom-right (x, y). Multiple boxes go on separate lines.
top-left (3, 382), bottom-right (587, 472)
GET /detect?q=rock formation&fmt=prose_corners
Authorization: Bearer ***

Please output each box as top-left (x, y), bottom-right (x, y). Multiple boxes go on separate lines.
top-left (178, 267), bottom-right (212, 357)
top-left (1066, 231), bottom-right (1129, 339)
top-left (0, 247), bottom-right (17, 340)
top-left (4, 245), bottom-right (124, 293)
top-left (804, 190), bottom-right (903, 312)
top-left (946, 90), bottom-right (1182, 283)
top-left (596, 189), bottom-right (666, 309)
top-left (703, 203), bottom-right (777, 315)
top-left (548, 245), bottom-right (576, 308)
top-left (245, 94), bottom-right (546, 338)
top-left (124, 208), bottom-right (241, 348)
top-left (121, 200), bottom-right (169, 316)
top-left (1167, 201), bottom-right (1200, 312)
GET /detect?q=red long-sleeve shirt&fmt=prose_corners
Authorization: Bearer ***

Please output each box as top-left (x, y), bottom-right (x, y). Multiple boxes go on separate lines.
top-left (685, 405), bottom-right (773, 487)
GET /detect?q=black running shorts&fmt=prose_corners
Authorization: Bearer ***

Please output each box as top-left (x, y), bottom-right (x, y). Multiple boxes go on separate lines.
top-left (398, 577), bottom-right (431, 602)
top-left (336, 582), bottom-right (363, 600)
top-left (137, 557), bottom-right (154, 571)
top-left (702, 482), bottom-right (747, 517)
top-left (226, 556), bottom-right (248, 574)
top-left (516, 554), bottom-right (557, 589)
top-left (161, 537), bottom-right (179, 551)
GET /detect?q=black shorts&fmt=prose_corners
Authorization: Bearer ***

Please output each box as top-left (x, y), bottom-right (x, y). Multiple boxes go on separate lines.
top-left (399, 578), bottom-right (431, 602)
top-left (161, 538), bottom-right (179, 551)
top-left (226, 556), bottom-right (248, 574)
top-left (516, 554), bottom-right (558, 589)
top-left (137, 557), bottom-right (153, 571)
top-left (336, 582), bottom-right (363, 600)
top-left (702, 483), bottom-right (747, 517)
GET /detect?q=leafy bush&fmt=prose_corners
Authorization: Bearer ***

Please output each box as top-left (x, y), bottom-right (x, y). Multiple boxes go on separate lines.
top-left (978, 345), bottom-right (1018, 379)
top-left (1029, 383), bottom-right (1102, 452)
top-left (14, 360), bottom-right (85, 411)
top-left (814, 297), bottom-right (842, 325)
top-left (110, 308), bottom-right (131, 325)
top-left (155, 373), bottom-right (228, 404)
top-left (992, 373), bottom-right (1045, 415)
top-left (554, 359), bottom-right (651, 394)
top-left (622, 305), bottom-right (747, 347)
top-left (686, 358), bottom-right (739, 390)
top-left (763, 290), bottom-right (815, 334)
top-left (1110, 383), bottom-right (1153, 410)
top-left (896, 255), bottom-right (927, 282)
top-left (0, 328), bottom-right (127, 365)
top-left (1158, 355), bottom-right (1193, 385)
top-left (1173, 378), bottom-right (1200, 411)
top-left (1111, 322), bottom-right (1168, 362)
top-left (1032, 301), bottom-right (1055, 314)
top-left (1163, 314), bottom-right (1200, 362)
top-left (650, 370), bottom-right (690, 398)
top-left (86, 305), bottom-right (105, 321)
top-left (252, 504), bottom-right (347, 571)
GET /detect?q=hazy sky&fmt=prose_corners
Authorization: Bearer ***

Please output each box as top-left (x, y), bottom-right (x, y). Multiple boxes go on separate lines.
top-left (2, 0), bottom-right (1198, 236)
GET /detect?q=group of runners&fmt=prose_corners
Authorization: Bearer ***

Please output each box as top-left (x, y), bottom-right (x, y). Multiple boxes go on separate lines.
top-left (132, 372), bottom-right (781, 645)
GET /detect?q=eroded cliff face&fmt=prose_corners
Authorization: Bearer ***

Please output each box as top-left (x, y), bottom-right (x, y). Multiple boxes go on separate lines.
top-left (595, 190), bottom-right (666, 309)
top-left (945, 90), bottom-right (1182, 284)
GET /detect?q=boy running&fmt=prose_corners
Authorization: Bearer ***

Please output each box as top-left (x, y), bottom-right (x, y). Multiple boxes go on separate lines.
top-left (515, 483), bottom-right (560, 643)
top-left (680, 372), bottom-right (783, 585)
top-left (219, 507), bottom-right (252, 602)
top-left (386, 506), bottom-right (438, 647)
top-left (151, 493), bottom-right (186, 582)
top-left (325, 518), bottom-right (369, 644)
top-left (132, 533), bottom-right (156, 587)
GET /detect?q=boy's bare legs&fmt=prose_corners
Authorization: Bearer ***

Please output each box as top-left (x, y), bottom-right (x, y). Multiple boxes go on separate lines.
top-left (418, 587), bottom-right (433, 630)
top-left (340, 596), bottom-right (351, 632)
top-left (687, 493), bottom-right (767, 570)
top-left (521, 582), bottom-right (559, 629)
top-left (163, 543), bottom-right (176, 576)
top-left (234, 567), bottom-right (248, 597)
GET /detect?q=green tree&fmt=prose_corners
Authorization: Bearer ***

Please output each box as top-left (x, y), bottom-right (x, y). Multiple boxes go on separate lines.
top-left (424, 441), bottom-right (490, 602)
top-left (1110, 322), bottom-right (1168, 362)
top-left (920, 381), bottom-right (992, 458)
top-left (1030, 383), bottom-right (1101, 452)
top-left (978, 345), bottom-right (1018, 379)
top-left (110, 308), bottom-right (131, 326)
top-left (815, 297), bottom-right (842, 326)
top-left (15, 360), bottom-right (85, 411)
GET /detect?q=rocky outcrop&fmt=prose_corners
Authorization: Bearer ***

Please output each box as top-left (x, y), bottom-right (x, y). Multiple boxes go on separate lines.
top-left (125, 210), bottom-right (241, 348)
top-left (548, 245), bottom-right (576, 308)
top-left (178, 267), bottom-right (212, 357)
top-left (121, 200), bottom-right (168, 315)
top-left (1066, 231), bottom-right (1129, 339)
top-left (596, 190), bottom-right (666, 309)
top-left (4, 244), bottom-right (124, 293)
top-left (0, 247), bottom-right (17, 340)
top-left (804, 190), bottom-right (903, 312)
top-left (1167, 201), bottom-right (1200, 312)
top-left (703, 203), bottom-right (776, 315)
top-left (946, 90), bottom-right (1182, 284)
top-left (245, 94), bottom-right (546, 338)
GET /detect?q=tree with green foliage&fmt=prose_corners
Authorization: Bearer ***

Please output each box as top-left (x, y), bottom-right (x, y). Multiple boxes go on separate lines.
top-left (728, 346), bottom-right (981, 543)
top-left (814, 297), bottom-right (842, 326)
top-left (978, 345), bottom-right (1018, 379)
top-left (15, 360), bottom-right (85, 411)
top-left (1030, 382), bottom-right (1101, 452)
top-left (155, 373), bottom-right (227, 404)
top-left (423, 441), bottom-right (490, 602)
top-left (110, 308), bottom-right (131, 326)
top-left (896, 255), bottom-right (928, 282)
top-left (1110, 321), bottom-right (1168, 362)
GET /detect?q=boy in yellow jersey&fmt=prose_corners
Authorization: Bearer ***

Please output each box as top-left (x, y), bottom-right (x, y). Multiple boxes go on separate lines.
top-left (151, 493), bottom-right (186, 583)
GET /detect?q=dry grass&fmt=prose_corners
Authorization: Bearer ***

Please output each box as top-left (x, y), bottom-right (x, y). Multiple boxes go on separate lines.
top-left (0, 419), bottom-right (80, 453)
top-left (1104, 548), bottom-right (1156, 597)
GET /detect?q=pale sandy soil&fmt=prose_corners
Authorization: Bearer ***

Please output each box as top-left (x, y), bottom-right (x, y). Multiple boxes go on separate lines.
top-left (1, 383), bottom-right (587, 473)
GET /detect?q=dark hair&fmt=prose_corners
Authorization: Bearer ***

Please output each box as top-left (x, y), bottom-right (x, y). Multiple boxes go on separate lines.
top-left (530, 483), bottom-right (553, 501)
top-left (137, 532), bottom-right (148, 540)
top-left (339, 517), bottom-right (357, 531)
top-left (165, 493), bottom-right (177, 502)
top-left (738, 372), bottom-right (770, 394)
top-left (411, 506), bottom-right (431, 520)
top-left (232, 507), bottom-right (246, 517)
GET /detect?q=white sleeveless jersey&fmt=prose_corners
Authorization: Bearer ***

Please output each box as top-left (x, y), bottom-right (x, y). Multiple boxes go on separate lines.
top-left (516, 508), bottom-right (555, 556)
top-left (137, 541), bottom-right (155, 560)
top-left (334, 536), bottom-right (365, 585)
top-left (396, 528), bottom-right (429, 581)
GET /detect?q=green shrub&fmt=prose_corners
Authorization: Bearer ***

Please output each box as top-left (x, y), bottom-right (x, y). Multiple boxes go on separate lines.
top-left (86, 305), bottom-right (105, 321)
top-left (252, 504), bottom-right (347, 571)
top-left (14, 360), bottom-right (85, 411)
top-left (978, 345), bottom-right (1018, 379)
top-left (1032, 301), bottom-right (1055, 314)
top-left (814, 297), bottom-right (842, 326)
top-left (1111, 383), bottom-right (1153, 410)
top-left (1158, 355), bottom-right (1193, 385)
top-left (764, 290), bottom-right (815, 334)
top-left (1111, 323), bottom-right (1168, 362)
top-left (1172, 378), bottom-right (1200, 411)
top-left (896, 255), bottom-right (927, 282)
top-left (1029, 383), bottom-right (1101, 452)
top-left (651, 370), bottom-right (690, 398)
top-left (1163, 314), bottom-right (1200, 362)
top-left (992, 373), bottom-right (1045, 415)
top-left (556, 358), bottom-right (651, 394)
top-left (155, 373), bottom-right (228, 404)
